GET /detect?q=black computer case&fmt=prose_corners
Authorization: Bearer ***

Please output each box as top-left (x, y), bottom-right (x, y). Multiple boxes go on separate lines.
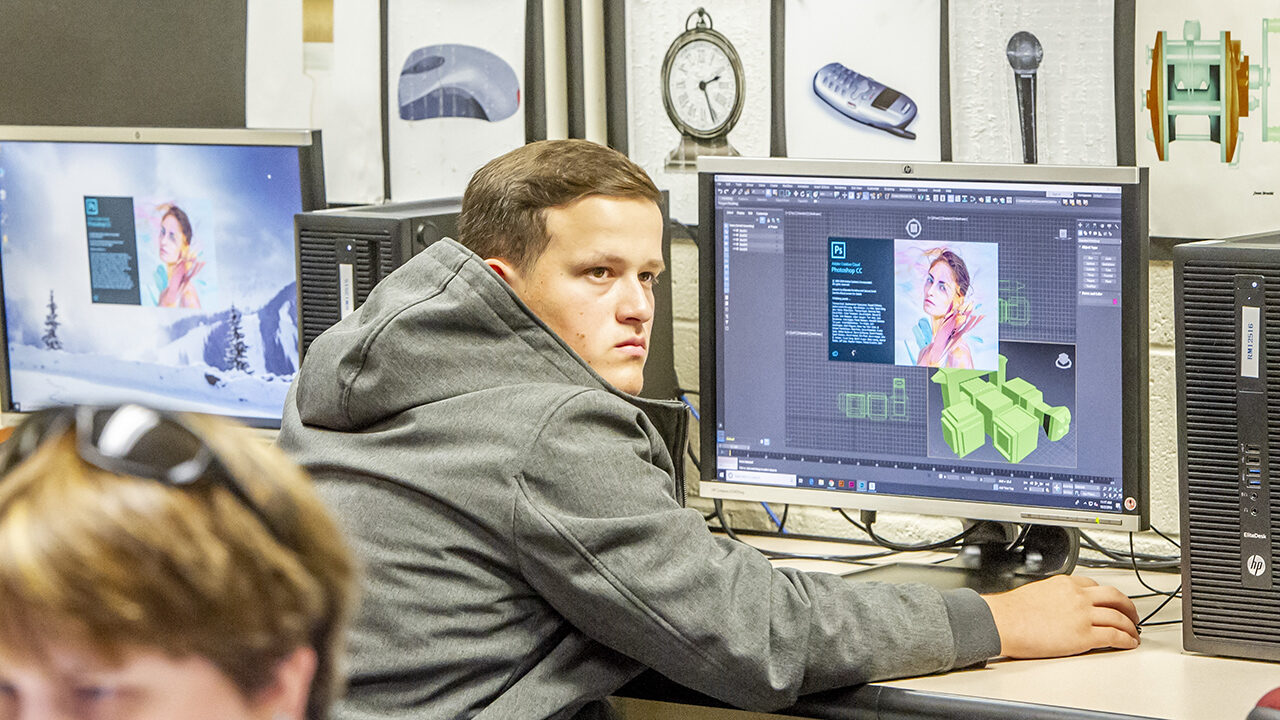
top-left (295, 198), bottom-right (460, 356)
top-left (1175, 230), bottom-right (1280, 660)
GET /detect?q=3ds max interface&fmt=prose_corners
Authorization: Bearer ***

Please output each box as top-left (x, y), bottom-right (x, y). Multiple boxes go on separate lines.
top-left (711, 171), bottom-right (1130, 515)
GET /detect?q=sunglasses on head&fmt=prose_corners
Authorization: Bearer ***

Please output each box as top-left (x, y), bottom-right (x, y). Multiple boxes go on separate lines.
top-left (0, 404), bottom-right (281, 539)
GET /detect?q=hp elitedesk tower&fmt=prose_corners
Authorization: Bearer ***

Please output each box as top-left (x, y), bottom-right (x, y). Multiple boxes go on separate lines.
top-left (296, 199), bottom-right (461, 356)
top-left (1176, 231), bottom-right (1280, 661)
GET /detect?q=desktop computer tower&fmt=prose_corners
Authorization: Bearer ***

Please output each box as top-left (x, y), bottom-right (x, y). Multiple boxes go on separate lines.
top-left (1175, 231), bottom-right (1280, 661)
top-left (295, 198), bottom-right (461, 356)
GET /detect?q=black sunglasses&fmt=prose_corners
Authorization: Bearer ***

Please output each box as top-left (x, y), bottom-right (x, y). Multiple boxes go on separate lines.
top-left (0, 404), bottom-right (281, 539)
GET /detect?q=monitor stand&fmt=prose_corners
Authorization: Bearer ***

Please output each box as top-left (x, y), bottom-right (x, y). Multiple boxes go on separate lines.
top-left (842, 522), bottom-right (1080, 595)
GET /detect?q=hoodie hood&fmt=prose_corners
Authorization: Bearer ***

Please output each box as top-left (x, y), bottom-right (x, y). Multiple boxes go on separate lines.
top-left (293, 239), bottom-right (680, 432)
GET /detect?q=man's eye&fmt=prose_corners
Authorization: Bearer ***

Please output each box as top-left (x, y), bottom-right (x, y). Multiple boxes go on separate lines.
top-left (639, 272), bottom-right (660, 286)
top-left (0, 684), bottom-right (15, 720)
top-left (588, 267), bottom-right (609, 279)
top-left (73, 685), bottom-right (117, 703)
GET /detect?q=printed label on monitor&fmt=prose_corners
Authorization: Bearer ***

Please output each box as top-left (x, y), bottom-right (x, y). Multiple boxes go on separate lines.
top-left (84, 196), bottom-right (141, 305)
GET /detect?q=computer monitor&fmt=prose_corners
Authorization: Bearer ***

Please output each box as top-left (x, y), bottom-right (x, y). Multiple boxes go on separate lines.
top-left (698, 157), bottom-right (1148, 588)
top-left (0, 126), bottom-right (325, 427)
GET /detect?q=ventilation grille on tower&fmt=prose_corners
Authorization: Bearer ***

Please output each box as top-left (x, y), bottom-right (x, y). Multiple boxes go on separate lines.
top-left (298, 229), bottom-right (392, 354)
top-left (1180, 259), bottom-right (1280, 647)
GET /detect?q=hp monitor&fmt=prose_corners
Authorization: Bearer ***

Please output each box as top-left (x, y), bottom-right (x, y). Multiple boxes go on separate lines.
top-left (0, 126), bottom-right (325, 427)
top-left (699, 157), bottom-right (1148, 586)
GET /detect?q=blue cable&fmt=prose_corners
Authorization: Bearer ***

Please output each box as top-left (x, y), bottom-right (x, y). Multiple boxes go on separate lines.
top-left (680, 393), bottom-right (701, 421)
top-left (761, 502), bottom-right (787, 533)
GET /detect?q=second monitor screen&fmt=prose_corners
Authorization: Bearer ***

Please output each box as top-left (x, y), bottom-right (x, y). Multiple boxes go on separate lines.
top-left (0, 139), bottom-right (307, 423)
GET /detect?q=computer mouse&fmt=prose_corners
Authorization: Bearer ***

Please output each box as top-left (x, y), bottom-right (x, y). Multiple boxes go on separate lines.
top-left (398, 44), bottom-right (520, 122)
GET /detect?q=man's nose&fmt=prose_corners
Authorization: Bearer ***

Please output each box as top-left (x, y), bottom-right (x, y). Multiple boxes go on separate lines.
top-left (617, 277), bottom-right (654, 324)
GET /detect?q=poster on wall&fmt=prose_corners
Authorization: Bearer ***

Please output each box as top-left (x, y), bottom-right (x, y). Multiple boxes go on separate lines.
top-left (950, 0), bottom-right (1117, 166)
top-left (246, 0), bottom-right (385, 204)
top-left (780, 0), bottom-right (943, 162)
top-left (386, 0), bottom-right (529, 201)
top-left (616, 0), bottom-right (771, 224)
top-left (1135, 2), bottom-right (1280, 238)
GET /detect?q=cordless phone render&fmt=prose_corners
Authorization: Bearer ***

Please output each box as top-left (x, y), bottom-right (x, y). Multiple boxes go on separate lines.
top-left (812, 62), bottom-right (918, 139)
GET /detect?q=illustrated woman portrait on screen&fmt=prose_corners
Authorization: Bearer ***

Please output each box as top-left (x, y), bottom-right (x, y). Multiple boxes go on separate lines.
top-left (154, 204), bottom-right (203, 309)
top-left (914, 248), bottom-right (983, 369)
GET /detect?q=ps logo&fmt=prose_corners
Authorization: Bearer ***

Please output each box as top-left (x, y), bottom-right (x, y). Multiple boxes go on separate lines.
top-left (1247, 554), bottom-right (1267, 577)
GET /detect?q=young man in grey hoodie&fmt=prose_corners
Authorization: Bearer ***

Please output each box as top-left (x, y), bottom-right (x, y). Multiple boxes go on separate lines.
top-left (277, 139), bottom-right (1139, 720)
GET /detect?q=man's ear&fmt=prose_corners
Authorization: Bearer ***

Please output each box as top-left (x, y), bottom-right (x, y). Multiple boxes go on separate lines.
top-left (252, 646), bottom-right (317, 720)
top-left (485, 258), bottom-right (520, 286)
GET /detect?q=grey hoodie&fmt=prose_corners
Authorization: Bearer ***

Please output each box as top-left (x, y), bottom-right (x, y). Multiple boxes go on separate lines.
top-left (277, 239), bottom-right (1001, 720)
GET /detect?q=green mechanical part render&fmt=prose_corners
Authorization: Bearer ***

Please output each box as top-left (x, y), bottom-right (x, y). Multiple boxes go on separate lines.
top-left (931, 353), bottom-right (1071, 463)
top-left (998, 280), bottom-right (1031, 327)
top-left (992, 405), bottom-right (1040, 463)
top-left (941, 403), bottom-right (985, 457)
top-left (839, 378), bottom-right (909, 422)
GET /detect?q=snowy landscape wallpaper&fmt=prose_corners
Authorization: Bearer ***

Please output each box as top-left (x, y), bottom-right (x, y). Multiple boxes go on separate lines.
top-left (0, 140), bottom-right (304, 423)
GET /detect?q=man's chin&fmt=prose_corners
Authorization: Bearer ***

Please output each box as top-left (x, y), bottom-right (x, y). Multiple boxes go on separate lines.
top-left (614, 377), bottom-right (645, 395)
top-left (603, 367), bottom-right (646, 395)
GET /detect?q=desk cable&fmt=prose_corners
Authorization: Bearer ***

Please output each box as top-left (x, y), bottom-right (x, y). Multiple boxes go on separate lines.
top-left (1080, 526), bottom-right (1181, 629)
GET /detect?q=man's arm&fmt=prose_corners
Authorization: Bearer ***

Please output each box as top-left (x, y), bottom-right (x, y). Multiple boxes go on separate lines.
top-left (513, 391), bottom-right (993, 710)
top-left (513, 390), bottom-right (1139, 710)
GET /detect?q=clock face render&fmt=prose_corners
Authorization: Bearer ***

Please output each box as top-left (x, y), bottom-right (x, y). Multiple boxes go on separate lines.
top-left (663, 37), bottom-right (741, 138)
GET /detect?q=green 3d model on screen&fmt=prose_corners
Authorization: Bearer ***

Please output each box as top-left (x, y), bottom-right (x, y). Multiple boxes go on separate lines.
top-left (932, 354), bottom-right (1070, 463)
top-left (997, 279), bottom-right (1030, 327)
top-left (839, 378), bottom-right (908, 421)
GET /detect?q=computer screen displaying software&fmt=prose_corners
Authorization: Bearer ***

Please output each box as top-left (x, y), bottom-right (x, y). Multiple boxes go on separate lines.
top-left (0, 128), bottom-right (324, 426)
top-left (699, 159), bottom-right (1147, 531)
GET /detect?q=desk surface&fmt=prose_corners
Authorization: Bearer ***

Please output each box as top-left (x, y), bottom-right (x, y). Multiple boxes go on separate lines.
top-left (618, 534), bottom-right (1279, 720)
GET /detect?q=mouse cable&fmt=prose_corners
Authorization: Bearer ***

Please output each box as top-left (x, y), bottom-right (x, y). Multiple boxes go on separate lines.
top-left (1136, 589), bottom-right (1182, 627)
top-left (1129, 531), bottom-right (1181, 599)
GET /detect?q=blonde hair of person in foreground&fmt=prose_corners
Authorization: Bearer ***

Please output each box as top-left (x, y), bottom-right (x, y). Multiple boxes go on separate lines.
top-left (0, 404), bottom-right (357, 720)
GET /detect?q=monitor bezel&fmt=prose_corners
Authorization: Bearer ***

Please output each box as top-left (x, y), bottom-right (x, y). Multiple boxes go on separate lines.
top-left (0, 126), bottom-right (326, 428)
top-left (697, 157), bottom-right (1149, 532)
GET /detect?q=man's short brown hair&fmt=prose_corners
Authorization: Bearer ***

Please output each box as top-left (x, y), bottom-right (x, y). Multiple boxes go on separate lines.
top-left (457, 139), bottom-right (662, 272)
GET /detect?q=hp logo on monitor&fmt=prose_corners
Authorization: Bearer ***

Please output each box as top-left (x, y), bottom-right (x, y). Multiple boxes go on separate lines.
top-left (1247, 554), bottom-right (1267, 577)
